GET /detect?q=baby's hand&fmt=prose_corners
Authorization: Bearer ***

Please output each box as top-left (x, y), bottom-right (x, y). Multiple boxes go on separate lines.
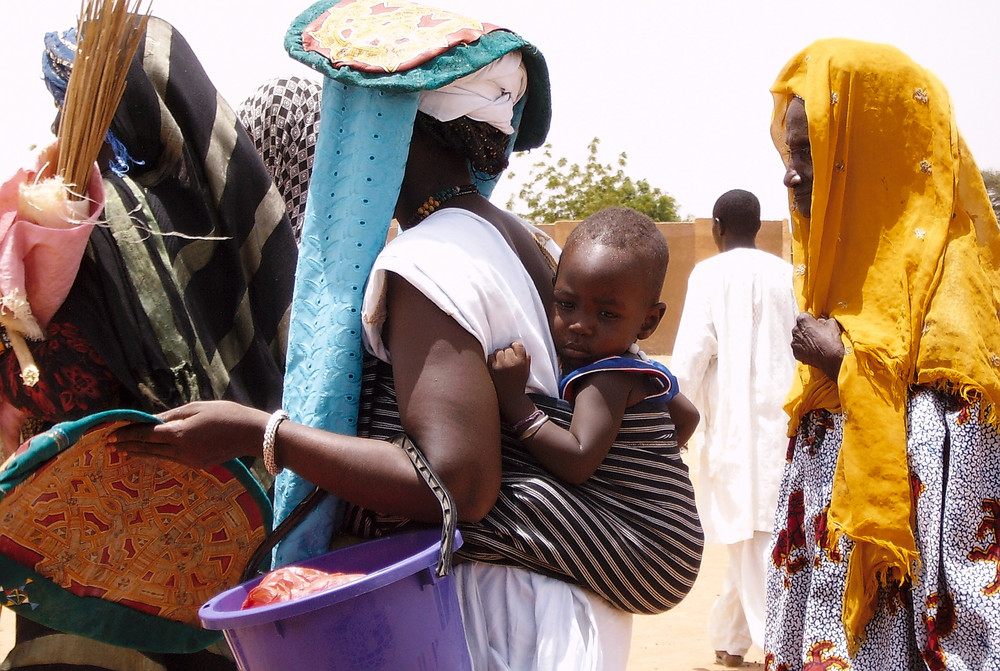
top-left (488, 342), bottom-right (531, 402)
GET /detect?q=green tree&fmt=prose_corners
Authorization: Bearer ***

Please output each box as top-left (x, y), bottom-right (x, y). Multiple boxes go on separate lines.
top-left (982, 169), bottom-right (1000, 220)
top-left (505, 138), bottom-right (682, 224)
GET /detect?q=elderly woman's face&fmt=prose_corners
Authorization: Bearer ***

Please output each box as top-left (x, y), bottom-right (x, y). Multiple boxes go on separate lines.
top-left (783, 97), bottom-right (812, 218)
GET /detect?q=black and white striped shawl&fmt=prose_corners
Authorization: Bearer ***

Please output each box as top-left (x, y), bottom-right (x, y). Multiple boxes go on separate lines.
top-left (345, 356), bottom-right (704, 614)
top-left (57, 17), bottom-right (296, 413)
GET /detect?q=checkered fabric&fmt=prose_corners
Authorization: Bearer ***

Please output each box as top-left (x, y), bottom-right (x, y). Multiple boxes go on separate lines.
top-left (238, 76), bottom-right (323, 242)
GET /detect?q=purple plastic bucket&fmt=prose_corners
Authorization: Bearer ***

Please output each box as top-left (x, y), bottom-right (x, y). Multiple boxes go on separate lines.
top-left (199, 529), bottom-right (471, 671)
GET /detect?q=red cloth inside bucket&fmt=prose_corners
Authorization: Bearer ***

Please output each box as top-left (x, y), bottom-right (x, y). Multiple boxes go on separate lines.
top-left (241, 566), bottom-right (367, 609)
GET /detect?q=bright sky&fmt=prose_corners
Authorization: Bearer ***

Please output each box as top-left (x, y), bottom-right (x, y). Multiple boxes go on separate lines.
top-left (3, 0), bottom-right (999, 221)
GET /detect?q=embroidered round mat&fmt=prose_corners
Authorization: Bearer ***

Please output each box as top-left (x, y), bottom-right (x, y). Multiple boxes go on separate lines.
top-left (0, 409), bottom-right (271, 652)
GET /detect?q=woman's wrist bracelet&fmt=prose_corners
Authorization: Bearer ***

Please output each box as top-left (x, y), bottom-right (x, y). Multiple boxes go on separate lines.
top-left (263, 409), bottom-right (289, 476)
top-left (511, 408), bottom-right (544, 434)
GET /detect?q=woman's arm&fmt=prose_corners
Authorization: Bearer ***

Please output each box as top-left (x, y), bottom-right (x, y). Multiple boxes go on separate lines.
top-left (111, 274), bottom-right (503, 524)
top-left (790, 312), bottom-right (844, 383)
top-left (381, 273), bottom-right (502, 520)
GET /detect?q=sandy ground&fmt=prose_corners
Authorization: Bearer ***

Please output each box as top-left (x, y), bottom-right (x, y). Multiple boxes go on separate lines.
top-left (628, 540), bottom-right (765, 670)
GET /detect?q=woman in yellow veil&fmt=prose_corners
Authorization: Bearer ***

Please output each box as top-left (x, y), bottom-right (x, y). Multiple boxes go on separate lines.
top-left (765, 38), bottom-right (1000, 669)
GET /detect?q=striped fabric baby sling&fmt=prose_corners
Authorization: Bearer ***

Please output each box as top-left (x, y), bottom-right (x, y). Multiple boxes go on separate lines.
top-left (344, 356), bottom-right (704, 614)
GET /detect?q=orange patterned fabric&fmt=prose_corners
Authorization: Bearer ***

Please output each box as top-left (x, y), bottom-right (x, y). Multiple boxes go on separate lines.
top-left (0, 420), bottom-right (267, 627)
top-left (302, 0), bottom-right (500, 73)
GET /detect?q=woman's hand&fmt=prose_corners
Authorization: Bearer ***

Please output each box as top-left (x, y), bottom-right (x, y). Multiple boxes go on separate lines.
top-left (791, 312), bottom-right (845, 383)
top-left (109, 400), bottom-right (268, 469)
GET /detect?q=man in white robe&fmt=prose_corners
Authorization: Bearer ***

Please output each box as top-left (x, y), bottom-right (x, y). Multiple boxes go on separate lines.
top-left (671, 189), bottom-right (796, 668)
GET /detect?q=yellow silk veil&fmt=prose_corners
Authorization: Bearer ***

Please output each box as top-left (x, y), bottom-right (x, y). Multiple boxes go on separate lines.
top-left (771, 38), bottom-right (1000, 653)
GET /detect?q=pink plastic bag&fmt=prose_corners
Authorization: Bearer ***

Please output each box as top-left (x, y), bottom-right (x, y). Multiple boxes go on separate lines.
top-left (241, 566), bottom-right (367, 609)
top-left (0, 157), bottom-right (103, 338)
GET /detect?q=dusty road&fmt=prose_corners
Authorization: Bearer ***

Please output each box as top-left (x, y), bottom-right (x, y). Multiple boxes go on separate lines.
top-left (628, 539), bottom-right (765, 670)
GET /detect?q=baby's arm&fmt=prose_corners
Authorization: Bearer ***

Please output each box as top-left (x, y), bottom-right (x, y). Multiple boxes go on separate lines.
top-left (488, 344), bottom-right (631, 485)
top-left (666, 392), bottom-right (700, 447)
top-left (548, 373), bottom-right (632, 483)
top-left (487, 342), bottom-right (538, 423)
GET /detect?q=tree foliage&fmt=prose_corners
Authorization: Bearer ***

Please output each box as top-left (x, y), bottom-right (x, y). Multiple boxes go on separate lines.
top-left (504, 137), bottom-right (681, 224)
top-left (982, 169), bottom-right (1000, 220)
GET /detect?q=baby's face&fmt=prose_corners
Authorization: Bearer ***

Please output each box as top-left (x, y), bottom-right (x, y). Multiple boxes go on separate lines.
top-left (551, 242), bottom-right (654, 371)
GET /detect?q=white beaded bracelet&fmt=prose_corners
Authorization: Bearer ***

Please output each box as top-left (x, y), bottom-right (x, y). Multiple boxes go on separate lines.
top-left (263, 409), bottom-right (289, 476)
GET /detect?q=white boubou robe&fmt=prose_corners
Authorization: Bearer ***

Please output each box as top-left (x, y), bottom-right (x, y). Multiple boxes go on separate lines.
top-left (671, 247), bottom-right (797, 545)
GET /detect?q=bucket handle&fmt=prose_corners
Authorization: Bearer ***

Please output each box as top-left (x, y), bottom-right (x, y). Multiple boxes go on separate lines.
top-left (391, 433), bottom-right (458, 578)
top-left (240, 433), bottom-right (458, 583)
top-left (241, 485), bottom-right (329, 582)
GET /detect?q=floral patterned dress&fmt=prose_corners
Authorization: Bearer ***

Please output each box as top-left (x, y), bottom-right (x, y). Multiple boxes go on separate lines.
top-left (766, 388), bottom-right (1000, 670)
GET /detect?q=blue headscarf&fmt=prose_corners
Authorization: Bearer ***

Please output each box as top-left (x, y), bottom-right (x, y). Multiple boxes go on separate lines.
top-left (42, 27), bottom-right (140, 177)
top-left (42, 28), bottom-right (76, 107)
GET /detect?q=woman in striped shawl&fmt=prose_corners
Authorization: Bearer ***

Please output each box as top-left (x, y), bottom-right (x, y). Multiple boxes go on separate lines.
top-left (1, 16), bottom-right (296, 671)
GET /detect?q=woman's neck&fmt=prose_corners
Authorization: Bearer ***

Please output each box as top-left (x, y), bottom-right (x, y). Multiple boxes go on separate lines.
top-left (395, 131), bottom-right (475, 226)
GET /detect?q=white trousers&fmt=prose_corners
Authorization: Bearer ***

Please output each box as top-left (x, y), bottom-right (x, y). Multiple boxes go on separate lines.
top-left (706, 531), bottom-right (771, 656)
top-left (456, 562), bottom-right (633, 671)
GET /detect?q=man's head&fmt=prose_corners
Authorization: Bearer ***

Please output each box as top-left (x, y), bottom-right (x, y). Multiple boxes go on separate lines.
top-left (712, 188), bottom-right (761, 251)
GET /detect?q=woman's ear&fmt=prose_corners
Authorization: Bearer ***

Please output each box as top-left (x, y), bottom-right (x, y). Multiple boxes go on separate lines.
top-left (637, 302), bottom-right (666, 340)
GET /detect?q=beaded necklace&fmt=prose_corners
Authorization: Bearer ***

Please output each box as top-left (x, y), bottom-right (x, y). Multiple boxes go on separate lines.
top-left (407, 184), bottom-right (479, 227)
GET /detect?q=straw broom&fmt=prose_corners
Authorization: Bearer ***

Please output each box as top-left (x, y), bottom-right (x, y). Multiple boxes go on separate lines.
top-left (8, 0), bottom-right (148, 387)
top-left (57, 0), bottom-right (150, 196)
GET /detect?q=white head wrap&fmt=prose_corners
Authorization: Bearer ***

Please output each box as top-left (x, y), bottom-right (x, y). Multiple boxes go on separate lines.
top-left (417, 51), bottom-right (527, 135)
